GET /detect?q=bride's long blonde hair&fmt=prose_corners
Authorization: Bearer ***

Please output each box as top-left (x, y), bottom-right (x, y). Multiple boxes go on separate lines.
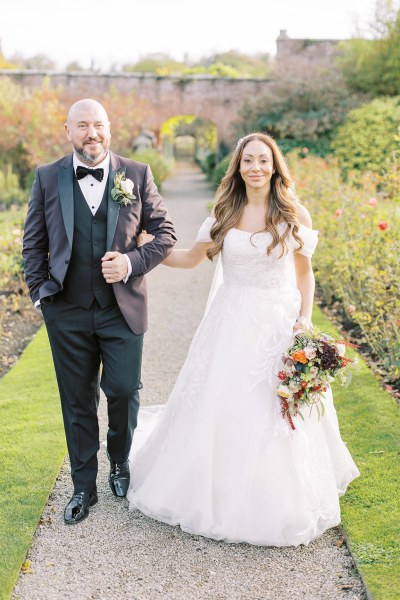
top-left (206, 132), bottom-right (303, 261)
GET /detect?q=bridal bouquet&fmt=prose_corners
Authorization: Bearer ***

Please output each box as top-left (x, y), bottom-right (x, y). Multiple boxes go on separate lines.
top-left (276, 326), bottom-right (357, 430)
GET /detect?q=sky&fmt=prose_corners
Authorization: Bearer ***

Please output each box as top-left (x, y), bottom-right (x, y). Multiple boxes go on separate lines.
top-left (1, 0), bottom-right (379, 70)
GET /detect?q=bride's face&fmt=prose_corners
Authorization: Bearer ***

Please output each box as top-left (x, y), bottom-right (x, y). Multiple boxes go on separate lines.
top-left (239, 140), bottom-right (275, 191)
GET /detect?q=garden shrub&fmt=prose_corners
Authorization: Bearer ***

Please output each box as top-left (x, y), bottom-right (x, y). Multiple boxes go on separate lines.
top-left (201, 153), bottom-right (217, 179)
top-left (290, 152), bottom-right (400, 378)
top-left (332, 97), bottom-right (400, 179)
top-left (0, 211), bottom-right (26, 332)
top-left (213, 154), bottom-right (233, 188)
top-left (129, 149), bottom-right (173, 191)
top-left (0, 165), bottom-right (27, 209)
top-left (234, 66), bottom-right (362, 157)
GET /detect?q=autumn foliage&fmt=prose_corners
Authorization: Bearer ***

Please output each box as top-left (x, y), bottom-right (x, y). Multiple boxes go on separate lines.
top-left (0, 77), bottom-right (151, 187)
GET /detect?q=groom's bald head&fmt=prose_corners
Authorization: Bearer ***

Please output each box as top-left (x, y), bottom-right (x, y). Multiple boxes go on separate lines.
top-left (65, 98), bottom-right (111, 166)
top-left (67, 99), bottom-right (109, 127)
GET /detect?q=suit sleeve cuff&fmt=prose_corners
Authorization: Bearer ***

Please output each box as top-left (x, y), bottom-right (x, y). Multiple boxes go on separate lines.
top-left (123, 254), bottom-right (132, 283)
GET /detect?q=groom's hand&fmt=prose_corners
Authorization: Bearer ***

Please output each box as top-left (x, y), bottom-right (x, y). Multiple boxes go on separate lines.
top-left (101, 252), bottom-right (128, 283)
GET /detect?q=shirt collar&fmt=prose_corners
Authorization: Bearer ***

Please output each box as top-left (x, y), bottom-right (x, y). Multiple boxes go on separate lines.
top-left (73, 152), bottom-right (110, 178)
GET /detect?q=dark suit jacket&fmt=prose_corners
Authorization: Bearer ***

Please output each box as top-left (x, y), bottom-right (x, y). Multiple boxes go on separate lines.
top-left (22, 152), bottom-right (176, 334)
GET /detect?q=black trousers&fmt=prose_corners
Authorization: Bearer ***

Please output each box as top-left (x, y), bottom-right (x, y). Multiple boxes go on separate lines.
top-left (42, 297), bottom-right (143, 491)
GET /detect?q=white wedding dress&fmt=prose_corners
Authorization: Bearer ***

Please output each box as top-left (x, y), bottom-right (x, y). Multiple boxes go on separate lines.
top-left (127, 218), bottom-right (359, 547)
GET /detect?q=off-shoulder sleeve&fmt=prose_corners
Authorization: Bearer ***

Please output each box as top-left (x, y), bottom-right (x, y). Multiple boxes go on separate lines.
top-left (195, 216), bottom-right (216, 243)
top-left (295, 224), bottom-right (319, 257)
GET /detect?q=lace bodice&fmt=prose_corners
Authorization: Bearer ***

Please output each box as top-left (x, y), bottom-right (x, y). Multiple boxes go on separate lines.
top-left (196, 217), bottom-right (318, 290)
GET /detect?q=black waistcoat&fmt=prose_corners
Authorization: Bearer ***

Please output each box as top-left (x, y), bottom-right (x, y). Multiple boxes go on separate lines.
top-left (60, 178), bottom-right (116, 308)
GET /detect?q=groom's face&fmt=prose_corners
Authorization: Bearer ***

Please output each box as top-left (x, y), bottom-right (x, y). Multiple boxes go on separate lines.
top-left (65, 102), bottom-right (111, 166)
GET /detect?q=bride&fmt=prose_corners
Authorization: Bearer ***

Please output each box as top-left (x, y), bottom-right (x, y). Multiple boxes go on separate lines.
top-left (127, 132), bottom-right (359, 547)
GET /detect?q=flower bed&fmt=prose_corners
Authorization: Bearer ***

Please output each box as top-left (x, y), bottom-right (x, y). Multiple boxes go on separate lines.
top-left (289, 152), bottom-right (400, 382)
top-left (0, 207), bottom-right (41, 377)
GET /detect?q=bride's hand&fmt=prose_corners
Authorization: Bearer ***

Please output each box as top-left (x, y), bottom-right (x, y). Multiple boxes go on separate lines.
top-left (292, 317), bottom-right (313, 336)
top-left (137, 230), bottom-right (155, 247)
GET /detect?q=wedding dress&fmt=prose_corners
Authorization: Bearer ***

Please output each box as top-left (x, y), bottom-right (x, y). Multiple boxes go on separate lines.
top-left (127, 217), bottom-right (359, 547)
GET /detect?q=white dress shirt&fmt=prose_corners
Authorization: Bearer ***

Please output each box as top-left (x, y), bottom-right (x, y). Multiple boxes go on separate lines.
top-left (73, 154), bottom-right (109, 215)
top-left (73, 153), bottom-right (132, 281)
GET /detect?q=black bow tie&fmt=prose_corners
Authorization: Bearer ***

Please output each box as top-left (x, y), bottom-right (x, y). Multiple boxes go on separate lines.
top-left (76, 165), bottom-right (104, 182)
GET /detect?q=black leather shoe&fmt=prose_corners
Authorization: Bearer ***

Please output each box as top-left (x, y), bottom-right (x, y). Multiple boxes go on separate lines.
top-left (108, 456), bottom-right (130, 497)
top-left (64, 489), bottom-right (98, 525)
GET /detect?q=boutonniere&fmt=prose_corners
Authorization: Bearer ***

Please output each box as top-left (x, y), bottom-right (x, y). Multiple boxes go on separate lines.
top-left (111, 171), bottom-right (136, 207)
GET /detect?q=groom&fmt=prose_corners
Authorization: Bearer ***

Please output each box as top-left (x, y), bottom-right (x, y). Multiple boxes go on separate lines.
top-left (22, 99), bottom-right (176, 524)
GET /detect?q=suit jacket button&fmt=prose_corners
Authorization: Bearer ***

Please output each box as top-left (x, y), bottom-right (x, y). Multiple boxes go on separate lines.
top-left (65, 259), bottom-right (69, 264)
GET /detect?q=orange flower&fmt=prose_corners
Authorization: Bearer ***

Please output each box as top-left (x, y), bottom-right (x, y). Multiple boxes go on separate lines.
top-left (292, 350), bottom-right (308, 364)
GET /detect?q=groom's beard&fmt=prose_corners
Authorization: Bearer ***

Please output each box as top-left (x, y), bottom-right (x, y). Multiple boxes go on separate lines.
top-left (73, 140), bottom-right (110, 165)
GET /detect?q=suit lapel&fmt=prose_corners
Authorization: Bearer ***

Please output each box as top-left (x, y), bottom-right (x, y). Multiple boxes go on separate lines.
top-left (107, 152), bottom-right (122, 250)
top-left (58, 155), bottom-right (74, 249)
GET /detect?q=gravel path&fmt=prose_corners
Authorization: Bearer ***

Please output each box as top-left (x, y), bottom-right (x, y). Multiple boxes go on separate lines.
top-left (12, 163), bottom-right (366, 600)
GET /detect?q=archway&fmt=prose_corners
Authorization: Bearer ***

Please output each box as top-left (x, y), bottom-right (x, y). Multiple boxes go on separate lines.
top-left (160, 115), bottom-right (218, 163)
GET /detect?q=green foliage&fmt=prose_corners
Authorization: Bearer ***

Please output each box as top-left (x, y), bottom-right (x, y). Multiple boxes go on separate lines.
top-left (235, 66), bottom-right (362, 153)
top-left (122, 50), bottom-right (271, 79)
top-left (161, 115), bottom-right (197, 138)
top-left (332, 97), bottom-right (400, 177)
top-left (0, 164), bottom-right (27, 208)
top-left (160, 115), bottom-right (217, 163)
top-left (337, 3), bottom-right (400, 96)
top-left (200, 153), bottom-right (217, 178)
top-left (123, 53), bottom-right (186, 76)
top-left (129, 149), bottom-right (172, 190)
top-left (278, 138), bottom-right (332, 157)
top-left (213, 154), bottom-right (233, 188)
top-left (0, 327), bottom-right (65, 599)
top-left (0, 78), bottom-right (151, 188)
top-left (183, 63), bottom-right (240, 78)
top-left (200, 51), bottom-right (271, 78)
top-left (291, 152), bottom-right (400, 378)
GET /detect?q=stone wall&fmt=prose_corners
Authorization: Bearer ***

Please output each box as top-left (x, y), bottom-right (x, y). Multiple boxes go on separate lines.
top-left (0, 70), bottom-right (274, 143)
top-left (0, 32), bottom-right (344, 143)
top-left (276, 29), bottom-right (341, 62)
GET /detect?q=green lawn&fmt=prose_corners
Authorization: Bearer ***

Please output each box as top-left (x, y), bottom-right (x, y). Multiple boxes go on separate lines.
top-left (0, 326), bottom-right (65, 600)
top-left (313, 308), bottom-right (400, 600)
top-left (0, 309), bottom-right (399, 599)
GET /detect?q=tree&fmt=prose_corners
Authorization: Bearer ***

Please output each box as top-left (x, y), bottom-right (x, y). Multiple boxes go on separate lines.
top-left (198, 50), bottom-right (271, 78)
top-left (122, 53), bottom-right (186, 75)
top-left (337, 0), bottom-right (400, 96)
top-left (0, 77), bottom-right (67, 184)
top-left (8, 52), bottom-right (57, 70)
top-left (65, 61), bottom-right (85, 72)
top-left (183, 63), bottom-right (240, 78)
